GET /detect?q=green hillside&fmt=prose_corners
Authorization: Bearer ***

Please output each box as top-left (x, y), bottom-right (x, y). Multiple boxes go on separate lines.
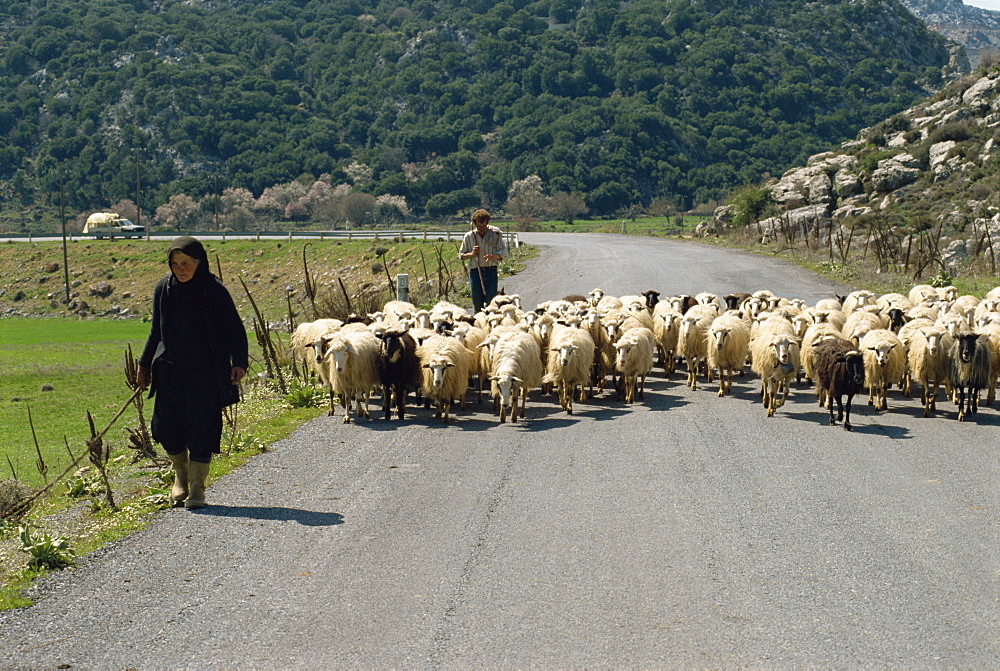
top-left (0, 0), bottom-right (960, 232)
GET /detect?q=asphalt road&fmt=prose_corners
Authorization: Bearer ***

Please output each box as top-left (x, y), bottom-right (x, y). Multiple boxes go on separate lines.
top-left (1, 233), bottom-right (996, 668)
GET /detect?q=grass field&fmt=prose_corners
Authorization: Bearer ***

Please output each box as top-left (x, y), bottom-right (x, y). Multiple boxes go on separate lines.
top-left (0, 318), bottom-right (152, 488)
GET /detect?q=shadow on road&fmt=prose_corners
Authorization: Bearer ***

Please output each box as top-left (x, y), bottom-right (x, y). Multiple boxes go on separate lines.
top-left (193, 505), bottom-right (345, 526)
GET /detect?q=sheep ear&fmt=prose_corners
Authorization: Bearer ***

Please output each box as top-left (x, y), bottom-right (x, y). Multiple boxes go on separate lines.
top-left (489, 375), bottom-right (499, 381)
top-left (422, 363), bottom-right (431, 368)
top-left (512, 376), bottom-right (523, 384)
top-left (446, 362), bottom-right (455, 368)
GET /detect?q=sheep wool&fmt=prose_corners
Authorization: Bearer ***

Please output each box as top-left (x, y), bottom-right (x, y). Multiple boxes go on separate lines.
top-left (859, 329), bottom-right (906, 411)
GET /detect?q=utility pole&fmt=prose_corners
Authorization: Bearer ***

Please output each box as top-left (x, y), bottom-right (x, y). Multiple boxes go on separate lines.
top-left (137, 148), bottom-right (146, 241)
top-left (59, 173), bottom-right (70, 303)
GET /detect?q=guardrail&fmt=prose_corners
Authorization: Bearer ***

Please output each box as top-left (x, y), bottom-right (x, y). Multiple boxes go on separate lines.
top-left (3, 229), bottom-right (521, 248)
top-left (230, 229), bottom-right (520, 248)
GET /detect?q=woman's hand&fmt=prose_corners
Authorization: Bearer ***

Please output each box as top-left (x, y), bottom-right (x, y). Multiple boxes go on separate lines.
top-left (136, 365), bottom-right (151, 390)
top-left (230, 366), bottom-right (247, 385)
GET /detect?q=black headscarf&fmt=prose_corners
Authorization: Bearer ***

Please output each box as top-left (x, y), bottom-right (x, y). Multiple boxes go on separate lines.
top-left (166, 236), bottom-right (213, 292)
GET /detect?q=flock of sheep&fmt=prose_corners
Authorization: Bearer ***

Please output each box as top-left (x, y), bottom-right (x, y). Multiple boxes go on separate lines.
top-left (288, 283), bottom-right (1000, 428)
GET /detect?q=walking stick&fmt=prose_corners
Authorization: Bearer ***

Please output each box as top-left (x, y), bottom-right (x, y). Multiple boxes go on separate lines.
top-left (472, 229), bottom-right (487, 306)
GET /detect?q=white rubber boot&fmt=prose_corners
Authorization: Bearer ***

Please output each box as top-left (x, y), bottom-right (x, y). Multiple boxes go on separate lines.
top-left (185, 461), bottom-right (211, 509)
top-left (166, 452), bottom-right (189, 506)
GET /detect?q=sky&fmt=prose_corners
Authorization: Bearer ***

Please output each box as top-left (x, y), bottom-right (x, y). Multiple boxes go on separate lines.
top-left (965, 0), bottom-right (1000, 10)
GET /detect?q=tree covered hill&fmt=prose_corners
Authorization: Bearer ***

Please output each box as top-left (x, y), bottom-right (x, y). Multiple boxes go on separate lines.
top-left (0, 0), bottom-right (964, 230)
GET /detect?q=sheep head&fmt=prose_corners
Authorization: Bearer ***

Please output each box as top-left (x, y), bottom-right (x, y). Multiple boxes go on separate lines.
top-left (711, 326), bottom-right (731, 350)
top-left (771, 335), bottom-right (793, 365)
top-left (490, 372), bottom-right (523, 408)
top-left (423, 358), bottom-right (455, 388)
top-left (865, 341), bottom-right (896, 367)
top-left (552, 343), bottom-right (579, 367)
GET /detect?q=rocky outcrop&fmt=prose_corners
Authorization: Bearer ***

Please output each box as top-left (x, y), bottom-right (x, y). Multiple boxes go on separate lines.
top-left (902, 0), bottom-right (1000, 68)
top-left (723, 65), bottom-right (1000, 275)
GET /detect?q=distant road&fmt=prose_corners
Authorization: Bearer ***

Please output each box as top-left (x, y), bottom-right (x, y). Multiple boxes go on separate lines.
top-left (0, 232), bottom-right (996, 668)
top-left (504, 232), bottom-right (853, 304)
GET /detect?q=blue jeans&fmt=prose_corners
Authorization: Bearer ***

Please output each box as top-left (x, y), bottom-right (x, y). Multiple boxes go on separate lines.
top-left (470, 266), bottom-right (498, 312)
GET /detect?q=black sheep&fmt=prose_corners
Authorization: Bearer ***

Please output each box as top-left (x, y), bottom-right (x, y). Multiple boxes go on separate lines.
top-left (375, 330), bottom-right (421, 420)
top-left (949, 332), bottom-right (993, 421)
top-left (812, 337), bottom-right (866, 430)
top-left (642, 289), bottom-right (660, 311)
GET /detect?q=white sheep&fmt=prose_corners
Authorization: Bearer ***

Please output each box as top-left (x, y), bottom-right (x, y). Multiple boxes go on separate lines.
top-left (749, 325), bottom-right (800, 417)
top-left (842, 289), bottom-right (877, 314)
top-left (909, 284), bottom-right (939, 305)
top-left (859, 329), bottom-right (906, 411)
top-left (452, 321), bottom-right (489, 403)
top-left (418, 334), bottom-right (471, 423)
top-left (706, 314), bottom-right (750, 397)
top-left (842, 308), bottom-right (885, 346)
top-left (679, 303), bottom-right (718, 389)
top-left (290, 318), bottom-right (343, 378)
top-left (324, 327), bottom-right (381, 423)
top-left (489, 330), bottom-right (544, 423)
top-left (814, 297), bottom-right (843, 312)
top-left (614, 326), bottom-right (655, 404)
top-left (974, 322), bottom-right (1000, 406)
top-left (652, 303), bottom-right (682, 373)
top-left (906, 325), bottom-right (952, 417)
top-left (543, 326), bottom-right (596, 414)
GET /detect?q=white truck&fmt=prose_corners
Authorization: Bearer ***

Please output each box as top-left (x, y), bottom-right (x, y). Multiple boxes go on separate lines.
top-left (83, 212), bottom-right (146, 239)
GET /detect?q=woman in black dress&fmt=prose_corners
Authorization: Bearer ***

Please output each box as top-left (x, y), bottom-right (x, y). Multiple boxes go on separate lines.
top-left (137, 237), bottom-right (248, 509)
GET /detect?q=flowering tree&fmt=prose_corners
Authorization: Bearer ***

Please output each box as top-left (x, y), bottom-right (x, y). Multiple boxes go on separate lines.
top-left (155, 194), bottom-right (201, 229)
top-left (254, 181), bottom-right (308, 218)
top-left (505, 175), bottom-right (548, 228)
top-left (373, 193), bottom-right (410, 227)
top-left (345, 161), bottom-right (373, 186)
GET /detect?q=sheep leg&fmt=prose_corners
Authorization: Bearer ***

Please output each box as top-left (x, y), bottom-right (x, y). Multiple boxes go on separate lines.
top-left (342, 390), bottom-right (353, 424)
top-left (956, 387), bottom-right (966, 421)
top-left (777, 376), bottom-right (791, 408)
top-left (396, 384), bottom-right (406, 421)
top-left (843, 393), bottom-right (854, 431)
top-left (829, 392), bottom-right (839, 425)
top-left (382, 384), bottom-right (392, 420)
top-left (328, 388), bottom-right (337, 417)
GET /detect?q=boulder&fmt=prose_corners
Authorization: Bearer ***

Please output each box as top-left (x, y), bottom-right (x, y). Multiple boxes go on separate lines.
top-left (695, 221), bottom-right (718, 237)
top-left (758, 204), bottom-right (830, 242)
top-left (770, 179), bottom-right (808, 210)
top-left (833, 170), bottom-right (864, 198)
top-left (980, 138), bottom-right (998, 162)
top-left (806, 171), bottom-right (833, 205)
top-left (88, 281), bottom-right (114, 298)
top-left (929, 141), bottom-right (957, 169)
top-left (713, 204), bottom-right (734, 226)
top-left (872, 159), bottom-right (920, 192)
top-left (942, 239), bottom-right (968, 272)
top-left (833, 205), bottom-right (874, 219)
top-left (961, 74), bottom-right (1000, 113)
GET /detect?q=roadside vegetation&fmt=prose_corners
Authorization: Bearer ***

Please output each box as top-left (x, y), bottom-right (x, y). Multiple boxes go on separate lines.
top-left (0, 235), bottom-right (532, 609)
